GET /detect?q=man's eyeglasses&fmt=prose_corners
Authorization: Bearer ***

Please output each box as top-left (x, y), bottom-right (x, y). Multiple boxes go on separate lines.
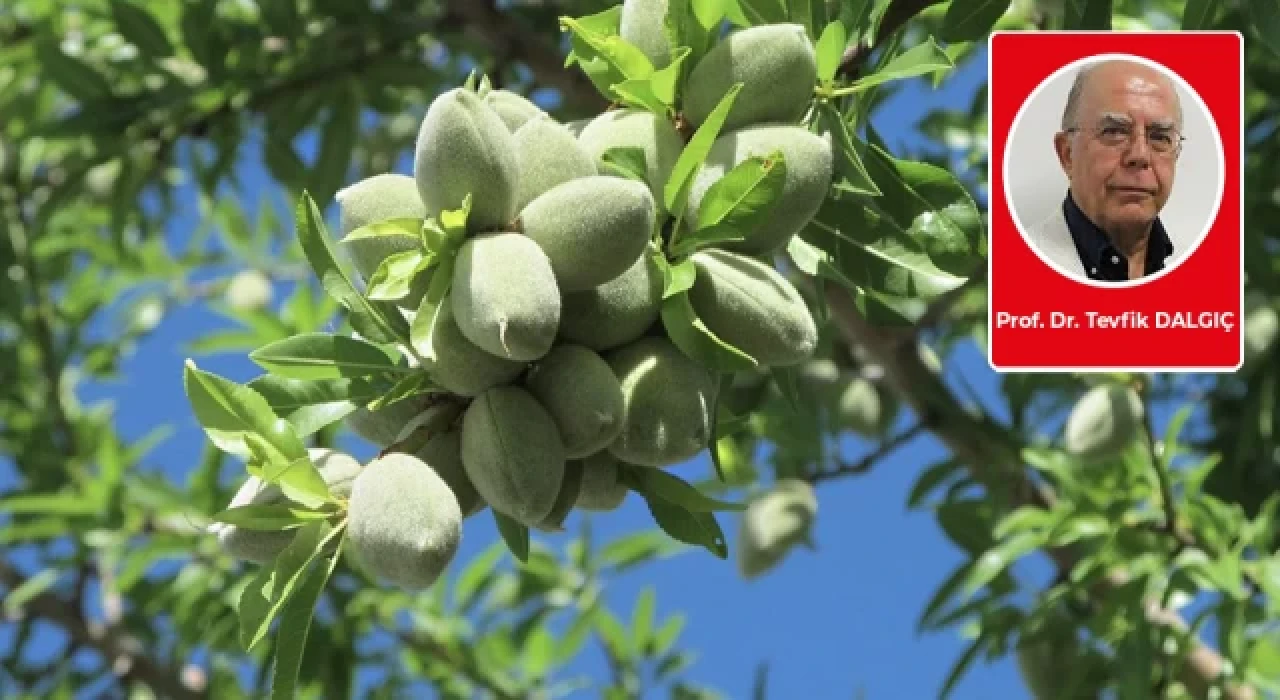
top-left (1064, 121), bottom-right (1185, 157)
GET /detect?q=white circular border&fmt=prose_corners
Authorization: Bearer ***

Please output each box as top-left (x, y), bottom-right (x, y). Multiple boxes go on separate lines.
top-left (1001, 51), bottom-right (1227, 289)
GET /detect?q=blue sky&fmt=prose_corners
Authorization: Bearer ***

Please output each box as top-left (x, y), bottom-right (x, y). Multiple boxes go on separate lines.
top-left (43, 43), bottom-right (1073, 699)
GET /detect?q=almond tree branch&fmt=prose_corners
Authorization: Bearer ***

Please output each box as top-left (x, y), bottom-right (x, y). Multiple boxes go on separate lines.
top-left (821, 283), bottom-right (1255, 700)
top-left (0, 561), bottom-right (207, 700)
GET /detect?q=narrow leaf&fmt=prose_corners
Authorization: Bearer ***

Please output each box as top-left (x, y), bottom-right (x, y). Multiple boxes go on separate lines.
top-left (660, 291), bottom-right (758, 373)
top-left (620, 465), bottom-right (746, 512)
top-left (664, 82), bottom-right (744, 214)
top-left (493, 511), bottom-right (530, 563)
top-left (249, 333), bottom-right (400, 380)
top-left (110, 1), bottom-right (175, 57)
top-left (183, 360), bottom-right (307, 460)
top-left (270, 545), bottom-right (341, 700)
top-left (815, 21), bottom-right (847, 84)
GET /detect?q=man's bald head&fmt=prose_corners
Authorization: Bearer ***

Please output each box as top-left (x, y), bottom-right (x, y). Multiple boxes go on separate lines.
top-left (1061, 60), bottom-right (1183, 132)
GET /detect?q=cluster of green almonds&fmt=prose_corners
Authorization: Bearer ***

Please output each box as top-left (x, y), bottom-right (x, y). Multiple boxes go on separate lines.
top-left (216, 6), bottom-right (838, 590)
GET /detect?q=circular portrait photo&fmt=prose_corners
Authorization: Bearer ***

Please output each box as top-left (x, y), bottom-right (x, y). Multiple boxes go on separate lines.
top-left (1003, 53), bottom-right (1225, 287)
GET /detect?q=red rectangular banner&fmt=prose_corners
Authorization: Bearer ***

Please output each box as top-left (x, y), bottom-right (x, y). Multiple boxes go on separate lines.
top-left (987, 31), bottom-right (1243, 372)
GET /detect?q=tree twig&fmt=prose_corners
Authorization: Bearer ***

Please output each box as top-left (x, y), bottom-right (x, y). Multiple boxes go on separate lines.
top-left (808, 423), bottom-right (927, 483)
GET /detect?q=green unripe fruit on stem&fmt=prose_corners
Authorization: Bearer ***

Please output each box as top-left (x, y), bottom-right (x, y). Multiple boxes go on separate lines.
top-left (412, 429), bottom-right (484, 517)
top-left (576, 109), bottom-right (684, 217)
top-left (414, 87), bottom-right (520, 231)
top-left (606, 336), bottom-right (718, 467)
top-left (575, 451), bottom-right (628, 512)
top-left (1243, 291), bottom-right (1278, 373)
top-left (482, 89), bottom-right (547, 132)
top-left (834, 376), bottom-right (897, 437)
top-left (1064, 384), bottom-right (1145, 462)
top-left (683, 24), bottom-right (817, 132)
top-left (535, 459), bottom-right (584, 532)
top-left (213, 449), bottom-right (362, 564)
top-left (619, 0), bottom-right (671, 69)
top-left (520, 176), bottom-right (655, 291)
top-left (346, 394), bottom-right (433, 448)
top-left (737, 479), bottom-right (817, 580)
top-left (347, 452), bottom-right (462, 590)
top-left (558, 251), bottom-right (664, 352)
top-left (451, 233), bottom-right (561, 361)
top-left (336, 174), bottom-right (426, 283)
top-left (525, 344), bottom-right (626, 458)
top-left (425, 298), bottom-right (526, 397)
top-left (688, 249), bottom-right (818, 367)
top-left (513, 116), bottom-right (597, 211)
top-left (224, 270), bottom-right (273, 311)
top-left (461, 386), bottom-right (567, 525)
top-left (688, 125), bottom-right (833, 254)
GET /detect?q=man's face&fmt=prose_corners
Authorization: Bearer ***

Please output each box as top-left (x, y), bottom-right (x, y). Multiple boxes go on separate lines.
top-left (1054, 62), bottom-right (1181, 235)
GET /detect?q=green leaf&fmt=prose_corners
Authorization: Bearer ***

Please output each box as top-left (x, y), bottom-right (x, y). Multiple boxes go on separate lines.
top-left (1047, 514), bottom-right (1111, 546)
top-left (939, 634), bottom-right (987, 699)
top-left (409, 256), bottom-right (456, 361)
top-left (110, 1), bottom-right (175, 57)
top-left (260, 454), bottom-right (336, 509)
top-left (249, 333), bottom-right (400, 380)
top-left (709, 374), bottom-right (733, 482)
top-left (652, 614), bottom-right (685, 656)
top-left (960, 531), bottom-right (1045, 595)
top-left (1063, 0), bottom-right (1111, 29)
top-left (35, 42), bottom-right (112, 101)
top-left (312, 91), bottom-right (360, 207)
top-left (849, 37), bottom-right (954, 92)
top-left (1180, 0), bottom-right (1220, 29)
top-left (561, 13), bottom-right (655, 101)
top-left (673, 151), bottom-right (787, 257)
top-left (859, 144), bottom-right (984, 276)
top-left (641, 496), bottom-right (728, 558)
top-left (940, 0), bottom-right (1012, 43)
top-left (906, 457), bottom-right (966, 509)
top-left (453, 541), bottom-right (507, 611)
top-left (212, 503), bottom-right (333, 531)
top-left (493, 511), bottom-right (530, 563)
top-left (631, 587), bottom-right (657, 649)
top-left (664, 82), bottom-right (744, 215)
top-left (366, 250), bottom-right (433, 302)
top-left (1247, 0), bottom-right (1280, 57)
top-left (612, 79), bottom-right (671, 115)
top-left (734, 0), bottom-right (788, 24)
top-left (239, 520), bottom-right (340, 651)
top-left (2, 570), bottom-right (60, 616)
top-left (365, 370), bottom-right (437, 412)
top-left (815, 102), bottom-right (880, 197)
top-left (619, 465), bottom-right (746, 512)
top-left (1160, 404), bottom-right (1194, 469)
top-left (340, 218), bottom-right (424, 243)
top-left (270, 545), bottom-right (341, 700)
top-left (815, 21), bottom-right (847, 85)
top-left (601, 147), bottom-right (650, 183)
top-left (786, 234), bottom-right (862, 292)
top-left (660, 255), bottom-right (698, 299)
top-left (184, 360), bottom-right (307, 461)
top-left (295, 192), bottom-right (409, 345)
top-left (246, 376), bottom-right (378, 438)
top-left (0, 493), bottom-right (100, 517)
top-left (660, 290), bottom-right (759, 373)
top-left (555, 606), bottom-right (599, 664)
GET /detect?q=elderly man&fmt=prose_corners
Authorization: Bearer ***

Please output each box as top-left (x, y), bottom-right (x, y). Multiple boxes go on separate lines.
top-left (1029, 59), bottom-right (1185, 282)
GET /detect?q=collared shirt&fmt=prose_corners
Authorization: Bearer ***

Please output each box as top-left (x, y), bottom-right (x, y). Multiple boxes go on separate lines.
top-left (1062, 191), bottom-right (1174, 282)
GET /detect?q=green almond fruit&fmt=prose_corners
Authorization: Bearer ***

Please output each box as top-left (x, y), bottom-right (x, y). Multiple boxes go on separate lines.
top-left (525, 344), bottom-right (626, 459)
top-left (619, 0), bottom-right (671, 69)
top-left (482, 89), bottom-right (547, 132)
top-left (834, 376), bottom-right (897, 437)
top-left (606, 336), bottom-right (718, 467)
top-left (576, 109), bottom-right (684, 217)
top-left (683, 24), bottom-right (817, 132)
top-left (689, 249), bottom-right (818, 367)
top-left (688, 124), bottom-right (833, 254)
top-left (737, 479), bottom-right (818, 580)
top-left (213, 449), bottom-right (363, 564)
top-left (513, 116), bottom-right (597, 211)
top-left (414, 87), bottom-right (520, 232)
top-left (460, 386), bottom-right (567, 525)
top-left (1243, 291), bottom-right (1278, 373)
top-left (1063, 384), bottom-right (1145, 461)
top-left (575, 451), bottom-right (629, 512)
top-left (413, 429), bottom-right (484, 517)
top-left (451, 232), bottom-right (561, 362)
top-left (346, 393), bottom-right (434, 448)
top-left (426, 297), bottom-right (526, 397)
top-left (520, 176), bottom-right (655, 291)
top-left (558, 251), bottom-right (664, 352)
top-left (534, 459), bottom-right (584, 532)
top-left (336, 174), bottom-right (426, 284)
top-left (347, 452), bottom-right (462, 590)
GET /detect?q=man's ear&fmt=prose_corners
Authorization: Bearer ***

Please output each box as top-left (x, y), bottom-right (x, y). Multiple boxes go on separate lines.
top-left (1053, 131), bottom-right (1073, 178)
